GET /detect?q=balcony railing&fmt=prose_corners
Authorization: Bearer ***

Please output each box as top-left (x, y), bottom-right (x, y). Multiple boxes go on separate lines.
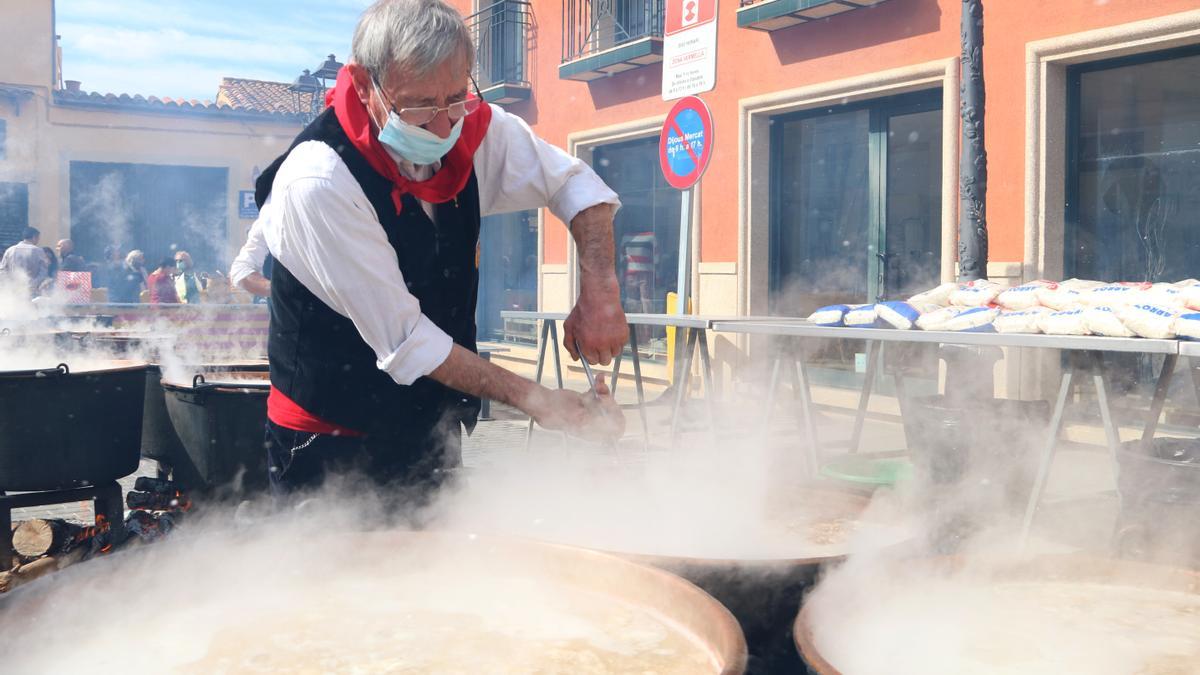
top-left (737, 0), bottom-right (892, 32)
top-left (467, 0), bottom-right (533, 104)
top-left (561, 0), bottom-right (664, 80)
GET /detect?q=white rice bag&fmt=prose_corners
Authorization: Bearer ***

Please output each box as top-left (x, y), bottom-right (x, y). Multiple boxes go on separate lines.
top-left (1061, 278), bottom-right (1108, 290)
top-left (1083, 306), bottom-right (1136, 338)
top-left (1083, 283), bottom-right (1148, 307)
top-left (994, 307), bottom-right (1049, 334)
top-left (1175, 313), bottom-right (1200, 341)
top-left (1139, 282), bottom-right (1186, 309)
top-left (844, 304), bottom-right (881, 328)
top-left (996, 280), bottom-right (1053, 310)
top-left (1173, 279), bottom-right (1200, 289)
top-left (1037, 287), bottom-right (1079, 310)
top-left (915, 306), bottom-right (964, 331)
top-left (944, 307), bottom-right (999, 332)
top-left (809, 304), bottom-right (851, 327)
top-left (1038, 308), bottom-right (1090, 336)
top-left (950, 280), bottom-right (1002, 307)
top-left (876, 301), bottom-right (921, 330)
top-left (1115, 303), bottom-right (1178, 339)
top-left (1180, 284), bottom-right (1200, 311)
top-left (907, 282), bottom-right (959, 307)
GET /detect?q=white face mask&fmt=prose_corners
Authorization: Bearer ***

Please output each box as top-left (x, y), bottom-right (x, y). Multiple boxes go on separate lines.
top-left (371, 80), bottom-right (463, 166)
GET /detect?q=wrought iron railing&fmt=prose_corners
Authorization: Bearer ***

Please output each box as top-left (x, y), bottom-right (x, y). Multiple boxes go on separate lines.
top-left (466, 0), bottom-right (532, 89)
top-left (562, 0), bottom-right (664, 64)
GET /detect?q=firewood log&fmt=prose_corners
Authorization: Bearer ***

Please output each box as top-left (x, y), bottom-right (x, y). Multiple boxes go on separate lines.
top-left (12, 519), bottom-right (84, 559)
top-left (0, 548), bottom-right (85, 594)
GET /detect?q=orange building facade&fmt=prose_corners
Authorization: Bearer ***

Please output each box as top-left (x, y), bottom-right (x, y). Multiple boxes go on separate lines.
top-left (457, 0), bottom-right (1200, 362)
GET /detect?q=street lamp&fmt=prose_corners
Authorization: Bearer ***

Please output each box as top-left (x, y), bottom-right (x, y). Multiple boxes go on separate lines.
top-left (313, 54), bottom-right (342, 83)
top-left (288, 55), bottom-right (343, 125)
top-left (287, 69), bottom-right (322, 124)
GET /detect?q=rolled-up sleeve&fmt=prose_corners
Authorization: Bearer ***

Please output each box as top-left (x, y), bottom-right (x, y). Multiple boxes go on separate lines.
top-left (229, 217), bottom-right (269, 286)
top-left (269, 172), bottom-right (454, 385)
top-left (474, 105), bottom-right (620, 224)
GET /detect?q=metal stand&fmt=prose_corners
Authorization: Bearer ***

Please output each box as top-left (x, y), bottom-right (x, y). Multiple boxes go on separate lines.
top-left (0, 481), bottom-right (125, 565)
top-left (1020, 351), bottom-right (1177, 545)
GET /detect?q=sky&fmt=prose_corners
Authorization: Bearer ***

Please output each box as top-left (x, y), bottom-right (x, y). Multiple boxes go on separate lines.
top-left (56, 0), bottom-right (374, 102)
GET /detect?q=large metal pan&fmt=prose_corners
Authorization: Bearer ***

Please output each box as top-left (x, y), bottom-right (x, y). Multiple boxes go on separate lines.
top-left (0, 530), bottom-right (749, 674)
top-left (794, 554), bottom-right (1200, 674)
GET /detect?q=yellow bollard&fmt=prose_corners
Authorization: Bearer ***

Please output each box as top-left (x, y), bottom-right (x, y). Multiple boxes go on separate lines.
top-left (665, 292), bottom-right (691, 384)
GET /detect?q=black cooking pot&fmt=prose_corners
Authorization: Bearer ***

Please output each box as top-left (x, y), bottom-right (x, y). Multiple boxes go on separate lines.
top-left (0, 362), bottom-right (147, 491)
top-left (161, 371), bottom-right (269, 494)
top-left (1117, 437), bottom-right (1200, 506)
top-left (141, 362), bottom-right (269, 467)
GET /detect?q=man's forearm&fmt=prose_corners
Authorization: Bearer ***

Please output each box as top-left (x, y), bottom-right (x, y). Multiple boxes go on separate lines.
top-left (238, 272), bottom-right (271, 298)
top-left (570, 203), bottom-right (619, 291)
top-left (428, 344), bottom-right (540, 411)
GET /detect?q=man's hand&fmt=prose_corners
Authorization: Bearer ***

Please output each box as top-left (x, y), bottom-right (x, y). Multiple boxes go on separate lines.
top-left (564, 278), bottom-right (626, 366)
top-left (565, 203), bottom-right (627, 365)
top-left (525, 375), bottom-right (625, 443)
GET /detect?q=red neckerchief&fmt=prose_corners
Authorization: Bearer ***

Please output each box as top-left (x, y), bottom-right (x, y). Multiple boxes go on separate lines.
top-left (326, 66), bottom-right (492, 214)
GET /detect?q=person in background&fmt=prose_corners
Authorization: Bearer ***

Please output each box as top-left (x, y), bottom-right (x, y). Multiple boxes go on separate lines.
top-left (56, 239), bottom-right (86, 272)
top-left (109, 250), bottom-right (147, 304)
top-left (146, 258), bottom-right (179, 304)
top-left (96, 245), bottom-right (123, 289)
top-left (230, 218), bottom-right (271, 298)
top-left (0, 227), bottom-right (49, 295)
top-left (173, 251), bottom-right (203, 303)
top-left (37, 246), bottom-right (58, 296)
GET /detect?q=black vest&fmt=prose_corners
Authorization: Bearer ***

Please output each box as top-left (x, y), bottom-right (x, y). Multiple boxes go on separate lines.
top-left (256, 110), bottom-right (480, 441)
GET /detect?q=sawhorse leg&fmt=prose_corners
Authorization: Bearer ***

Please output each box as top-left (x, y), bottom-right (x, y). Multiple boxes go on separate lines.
top-left (525, 319), bottom-right (564, 451)
top-left (611, 325), bottom-right (651, 450)
top-left (786, 346), bottom-right (822, 477)
top-left (1020, 369), bottom-right (1074, 547)
top-left (1141, 353), bottom-right (1178, 444)
top-left (698, 330), bottom-right (719, 444)
top-left (669, 328), bottom-right (698, 446)
top-left (848, 340), bottom-right (882, 454)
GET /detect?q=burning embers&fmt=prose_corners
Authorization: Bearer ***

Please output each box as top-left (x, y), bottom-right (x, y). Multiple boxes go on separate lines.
top-left (0, 477), bottom-right (189, 595)
top-left (123, 476), bottom-right (190, 543)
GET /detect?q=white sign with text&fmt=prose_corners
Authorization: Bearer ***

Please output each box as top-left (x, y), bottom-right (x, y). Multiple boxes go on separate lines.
top-left (661, 0), bottom-right (718, 101)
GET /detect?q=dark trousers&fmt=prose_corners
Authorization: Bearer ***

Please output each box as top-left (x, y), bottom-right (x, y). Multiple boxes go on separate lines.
top-left (264, 420), bottom-right (461, 501)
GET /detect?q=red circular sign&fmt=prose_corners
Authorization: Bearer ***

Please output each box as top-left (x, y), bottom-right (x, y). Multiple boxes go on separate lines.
top-left (659, 95), bottom-right (714, 190)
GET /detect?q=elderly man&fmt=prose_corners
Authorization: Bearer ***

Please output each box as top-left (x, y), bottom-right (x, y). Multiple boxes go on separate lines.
top-left (255, 0), bottom-right (627, 497)
top-left (55, 238), bottom-right (86, 272)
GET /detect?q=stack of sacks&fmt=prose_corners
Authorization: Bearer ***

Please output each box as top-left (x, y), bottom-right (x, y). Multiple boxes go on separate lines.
top-left (807, 277), bottom-right (1200, 339)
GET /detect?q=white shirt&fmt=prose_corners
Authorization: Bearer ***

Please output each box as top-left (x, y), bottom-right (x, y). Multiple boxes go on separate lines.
top-left (229, 218), bottom-right (268, 288)
top-left (256, 105), bottom-right (620, 386)
top-left (0, 241), bottom-right (49, 291)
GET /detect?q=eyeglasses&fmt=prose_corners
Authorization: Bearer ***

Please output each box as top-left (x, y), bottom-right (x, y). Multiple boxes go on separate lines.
top-left (374, 75), bottom-right (484, 127)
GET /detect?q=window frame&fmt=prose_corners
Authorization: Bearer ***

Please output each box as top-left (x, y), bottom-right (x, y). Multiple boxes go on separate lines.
top-left (767, 88), bottom-right (942, 312)
top-left (1063, 43), bottom-right (1200, 281)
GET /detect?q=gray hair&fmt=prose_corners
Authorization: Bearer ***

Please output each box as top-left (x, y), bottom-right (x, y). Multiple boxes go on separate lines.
top-left (352, 0), bottom-right (475, 81)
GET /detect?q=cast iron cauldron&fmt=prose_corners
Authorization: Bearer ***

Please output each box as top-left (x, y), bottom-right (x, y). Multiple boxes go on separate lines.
top-left (160, 369), bottom-right (269, 493)
top-left (0, 361), bottom-right (147, 490)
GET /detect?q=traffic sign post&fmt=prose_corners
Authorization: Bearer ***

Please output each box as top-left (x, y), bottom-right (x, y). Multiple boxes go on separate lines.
top-left (659, 96), bottom-right (713, 315)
